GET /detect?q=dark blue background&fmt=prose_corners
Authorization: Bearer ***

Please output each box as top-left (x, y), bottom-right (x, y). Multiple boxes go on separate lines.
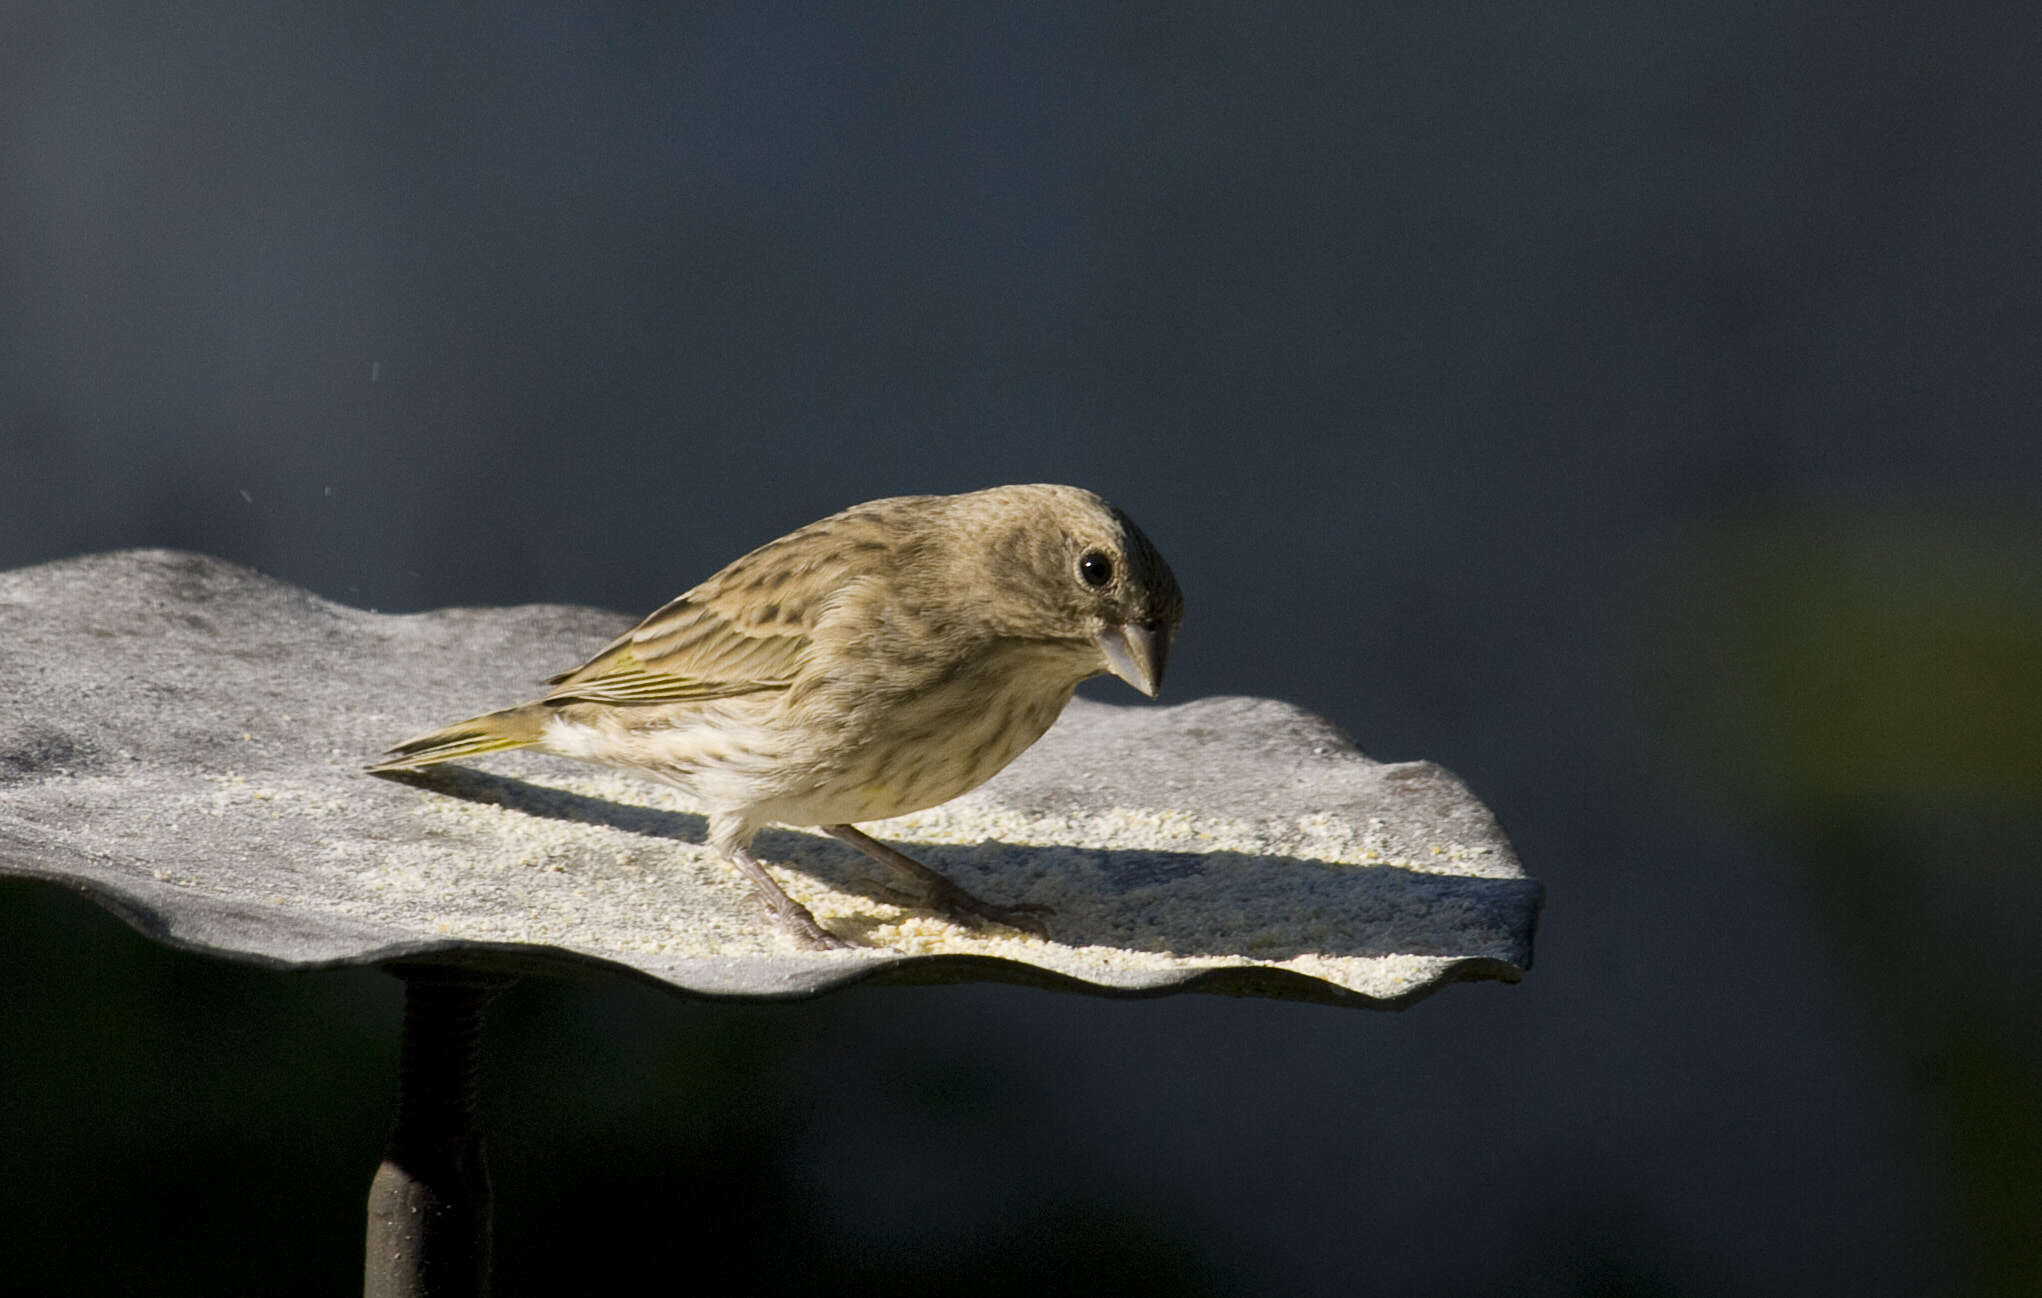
top-left (6, 4), bottom-right (2039, 1293)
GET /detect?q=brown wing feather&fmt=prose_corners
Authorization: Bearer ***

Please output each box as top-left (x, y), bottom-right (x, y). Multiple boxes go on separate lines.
top-left (540, 500), bottom-right (926, 707)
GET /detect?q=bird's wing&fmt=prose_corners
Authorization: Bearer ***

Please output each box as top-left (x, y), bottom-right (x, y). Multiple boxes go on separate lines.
top-left (541, 511), bottom-right (901, 707)
top-left (541, 589), bottom-right (810, 706)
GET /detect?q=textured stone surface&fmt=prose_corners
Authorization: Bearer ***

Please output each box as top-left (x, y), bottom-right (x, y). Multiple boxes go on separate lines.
top-left (0, 550), bottom-right (1541, 1007)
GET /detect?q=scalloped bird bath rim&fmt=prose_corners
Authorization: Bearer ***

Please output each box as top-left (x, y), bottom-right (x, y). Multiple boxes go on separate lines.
top-left (0, 549), bottom-right (1542, 1008)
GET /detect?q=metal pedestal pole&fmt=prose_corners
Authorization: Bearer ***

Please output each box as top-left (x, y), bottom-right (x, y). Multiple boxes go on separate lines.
top-left (365, 965), bottom-right (514, 1298)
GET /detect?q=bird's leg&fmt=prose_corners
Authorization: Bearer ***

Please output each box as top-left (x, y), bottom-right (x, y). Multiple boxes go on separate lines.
top-left (726, 844), bottom-right (849, 950)
top-left (822, 824), bottom-right (1053, 938)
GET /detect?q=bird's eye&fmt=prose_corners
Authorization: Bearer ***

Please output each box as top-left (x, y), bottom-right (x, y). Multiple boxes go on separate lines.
top-left (1078, 550), bottom-right (1114, 587)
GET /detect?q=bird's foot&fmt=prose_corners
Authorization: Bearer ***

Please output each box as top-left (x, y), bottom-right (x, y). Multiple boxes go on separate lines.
top-left (915, 877), bottom-right (1055, 938)
top-left (729, 844), bottom-right (852, 950)
top-left (763, 895), bottom-right (853, 950)
top-left (824, 824), bottom-right (1054, 939)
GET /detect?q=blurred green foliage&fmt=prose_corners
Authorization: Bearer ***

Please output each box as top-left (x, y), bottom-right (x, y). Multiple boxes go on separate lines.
top-left (1664, 509), bottom-right (2042, 812)
top-left (1658, 507), bottom-right (2042, 1298)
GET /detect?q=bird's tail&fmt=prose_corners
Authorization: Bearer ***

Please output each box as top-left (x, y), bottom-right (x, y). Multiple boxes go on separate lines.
top-left (366, 704), bottom-right (548, 773)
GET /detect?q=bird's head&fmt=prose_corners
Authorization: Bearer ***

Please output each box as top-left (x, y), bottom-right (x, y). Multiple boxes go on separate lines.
top-left (948, 484), bottom-right (1184, 698)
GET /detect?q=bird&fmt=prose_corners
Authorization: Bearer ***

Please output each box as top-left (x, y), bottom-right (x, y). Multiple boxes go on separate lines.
top-left (366, 484), bottom-right (1184, 949)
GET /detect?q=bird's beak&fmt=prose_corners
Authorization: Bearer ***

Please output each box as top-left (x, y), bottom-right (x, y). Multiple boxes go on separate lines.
top-left (1096, 621), bottom-right (1170, 698)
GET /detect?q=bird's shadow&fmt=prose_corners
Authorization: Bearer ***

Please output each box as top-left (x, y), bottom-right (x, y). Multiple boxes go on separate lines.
top-left (371, 766), bottom-right (1540, 966)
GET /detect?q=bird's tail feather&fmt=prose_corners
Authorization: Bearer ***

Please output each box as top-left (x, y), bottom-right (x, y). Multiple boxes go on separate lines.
top-left (366, 705), bottom-right (547, 772)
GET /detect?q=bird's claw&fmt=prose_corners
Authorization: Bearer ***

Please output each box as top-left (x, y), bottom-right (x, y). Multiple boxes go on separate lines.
top-left (765, 899), bottom-right (852, 950)
top-left (823, 824), bottom-right (1053, 939)
top-left (921, 879), bottom-right (1055, 938)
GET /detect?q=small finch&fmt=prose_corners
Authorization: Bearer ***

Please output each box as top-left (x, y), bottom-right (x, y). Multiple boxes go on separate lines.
top-left (368, 484), bottom-right (1183, 949)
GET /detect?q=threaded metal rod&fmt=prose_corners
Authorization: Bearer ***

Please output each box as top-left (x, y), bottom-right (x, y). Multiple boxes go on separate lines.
top-left (364, 965), bottom-right (513, 1298)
